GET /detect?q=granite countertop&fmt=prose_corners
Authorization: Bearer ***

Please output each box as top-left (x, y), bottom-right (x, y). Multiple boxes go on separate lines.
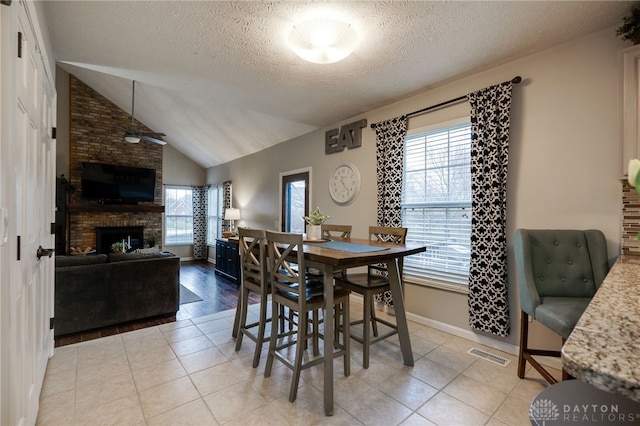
top-left (562, 255), bottom-right (640, 402)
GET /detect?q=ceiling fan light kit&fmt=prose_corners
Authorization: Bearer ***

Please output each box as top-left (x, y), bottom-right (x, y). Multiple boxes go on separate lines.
top-left (116, 80), bottom-right (167, 145)
top-left (288, 18), bottom-right (358, 64)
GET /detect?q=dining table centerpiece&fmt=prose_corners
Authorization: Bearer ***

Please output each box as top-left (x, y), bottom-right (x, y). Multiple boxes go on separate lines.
top-left (303, 207), bottom-right (330, 241)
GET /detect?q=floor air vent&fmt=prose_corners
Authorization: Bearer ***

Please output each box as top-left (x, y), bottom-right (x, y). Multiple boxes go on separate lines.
top-left (467, 348), bottom-right (511, 367)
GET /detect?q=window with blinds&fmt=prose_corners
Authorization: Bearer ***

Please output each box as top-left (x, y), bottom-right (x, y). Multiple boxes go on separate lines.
top-left (207, 185), bottom-right (223, 245)
top-left (164, 186), bottom-right (194, 245)
top-left (402, 121), bottom-right (472, 287)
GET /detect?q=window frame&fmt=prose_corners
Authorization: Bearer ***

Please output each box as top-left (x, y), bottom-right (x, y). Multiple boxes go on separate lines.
top-left (163, 185), bottom-right (194, 246)
top-left (402, 117), bottom-right (472, 294)
top-left (207, 184), bottom-right (223, 246)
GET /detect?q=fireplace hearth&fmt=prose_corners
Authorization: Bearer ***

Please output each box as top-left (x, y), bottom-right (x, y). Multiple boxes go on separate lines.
top-left (96, 226), bottom-right (144, 254)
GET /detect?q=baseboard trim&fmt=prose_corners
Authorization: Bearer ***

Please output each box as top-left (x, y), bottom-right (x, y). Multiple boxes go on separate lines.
top-left (349, 294), bottom-right (562, 370)
top-left (404, 312), bottom-right (518, 356)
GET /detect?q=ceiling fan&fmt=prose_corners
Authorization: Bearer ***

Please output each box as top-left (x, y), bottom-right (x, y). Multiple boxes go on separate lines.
top-left (115, 80), bottom-right (167, 145)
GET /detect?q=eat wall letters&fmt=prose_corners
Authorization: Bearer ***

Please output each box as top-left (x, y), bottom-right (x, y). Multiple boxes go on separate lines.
top-left (325, 119), bottom-right (367, 154)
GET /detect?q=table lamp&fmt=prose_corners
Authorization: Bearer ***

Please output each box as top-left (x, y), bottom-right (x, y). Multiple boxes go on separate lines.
top-left (224, 208), bottom-right (241, 235)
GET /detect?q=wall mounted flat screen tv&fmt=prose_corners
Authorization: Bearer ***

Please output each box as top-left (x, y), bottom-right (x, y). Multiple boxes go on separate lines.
top-left (81, 162), bottom-right (156, 203)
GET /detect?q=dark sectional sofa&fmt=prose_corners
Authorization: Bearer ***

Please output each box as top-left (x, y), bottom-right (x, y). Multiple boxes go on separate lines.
top-left (54, 251), bottom-right (180, 337)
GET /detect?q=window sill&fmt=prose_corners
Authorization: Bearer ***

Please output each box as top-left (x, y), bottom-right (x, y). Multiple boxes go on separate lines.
top-left (404, 273), bottom-right (469, 295)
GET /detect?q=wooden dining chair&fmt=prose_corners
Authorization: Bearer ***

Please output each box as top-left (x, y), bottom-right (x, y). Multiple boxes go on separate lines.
top-left (321, 224), bottom-right (352, 239)
top-left (301, 226), bottom-right (352, 351)
top-left (233, 228), bottom-right (272, 368)
top-left (334, 225), bottom-right (408, 368)
top-left (263, 230), bottom-right (351, 402)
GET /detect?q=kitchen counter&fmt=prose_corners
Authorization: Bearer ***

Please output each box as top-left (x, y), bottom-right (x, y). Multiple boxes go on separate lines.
top-left (562, 255), bottom-right (640, 402)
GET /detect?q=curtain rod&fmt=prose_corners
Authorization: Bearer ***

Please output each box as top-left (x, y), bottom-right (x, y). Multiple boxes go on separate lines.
top-left (370, 76), bottom-right (522, 129)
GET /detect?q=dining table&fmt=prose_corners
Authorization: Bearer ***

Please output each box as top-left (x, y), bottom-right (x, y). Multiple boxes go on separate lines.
top-left (299, 237), bottom-right (426, 416)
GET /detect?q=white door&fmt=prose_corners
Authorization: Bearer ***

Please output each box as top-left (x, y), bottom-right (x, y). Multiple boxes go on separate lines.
top-left (1, 1), bottom-right (56, 424)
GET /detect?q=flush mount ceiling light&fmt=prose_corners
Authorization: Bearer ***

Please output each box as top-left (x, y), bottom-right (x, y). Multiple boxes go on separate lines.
top-left (288, 18), bottom-right (358, 64)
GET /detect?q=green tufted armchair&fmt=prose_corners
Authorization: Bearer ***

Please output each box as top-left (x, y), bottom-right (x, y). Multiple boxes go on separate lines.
top-left (513, 229), bottom-right (609, 384)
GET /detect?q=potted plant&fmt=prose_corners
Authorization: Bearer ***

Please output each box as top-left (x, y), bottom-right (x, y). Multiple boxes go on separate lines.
top-left (111, 241), bottom-right (130, 254)
top-left (303, 207), bottom-right (330, 240)
top-left (617, 4), bottom-right (640, 45)
top-left (146, 233), bottom-right (158, 248)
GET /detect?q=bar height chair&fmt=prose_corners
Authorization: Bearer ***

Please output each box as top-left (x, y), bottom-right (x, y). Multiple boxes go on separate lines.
top-left (233, 228), bottom-right (271, 368)
top-left (513, 228), bottom-right (609, 384)
top-left (264, 230), bottom-right (351, 402)
top-left (334, 225), bottom-right (408, 368)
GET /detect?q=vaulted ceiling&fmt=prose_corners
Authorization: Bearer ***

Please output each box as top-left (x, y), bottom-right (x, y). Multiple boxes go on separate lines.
top-left (43, 1), bottom-right (632, 169)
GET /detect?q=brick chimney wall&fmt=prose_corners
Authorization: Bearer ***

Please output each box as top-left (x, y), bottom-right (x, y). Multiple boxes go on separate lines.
top-left (67, 75), bottom-right (163, 252)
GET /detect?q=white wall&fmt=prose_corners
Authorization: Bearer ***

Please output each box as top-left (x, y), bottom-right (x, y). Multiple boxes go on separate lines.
top-left (55, 67), bottom-right (69, 177)
top-left (163, 144), bottom-right (206, 186)
top-left (207, 27), bottom-right (628, 350)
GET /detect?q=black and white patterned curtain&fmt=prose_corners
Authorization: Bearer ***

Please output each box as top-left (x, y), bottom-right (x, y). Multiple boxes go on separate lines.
top-left (467, 81), bottom-right (513, 337)
top-left (373, 116), bottom-right (408, 306)
top-left (192, 186), bottom-right (207, 260)
top-left (223, 180), bottom-right (232, 231)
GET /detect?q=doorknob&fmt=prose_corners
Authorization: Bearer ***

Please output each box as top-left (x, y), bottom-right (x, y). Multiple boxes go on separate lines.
top-left (37, 246), bottom-right (54, 259)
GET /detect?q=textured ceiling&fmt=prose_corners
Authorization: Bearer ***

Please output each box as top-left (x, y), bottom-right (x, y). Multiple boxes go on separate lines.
top-left (44, 1), bottom-right (632, 168)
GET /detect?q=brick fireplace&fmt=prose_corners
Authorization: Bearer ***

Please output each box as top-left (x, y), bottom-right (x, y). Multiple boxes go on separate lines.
top-left (63, 75), bottom-right (164, 254)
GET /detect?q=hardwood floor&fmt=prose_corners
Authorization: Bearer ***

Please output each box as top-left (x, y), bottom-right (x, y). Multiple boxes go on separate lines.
top-left (54, 260), bottom-right (256, 347)
top-left (176, 260), bottom-right (258, 320)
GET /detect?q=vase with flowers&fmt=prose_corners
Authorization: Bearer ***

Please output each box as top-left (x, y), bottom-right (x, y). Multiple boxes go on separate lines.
top-left (302, 207), bottom-right (330, 241)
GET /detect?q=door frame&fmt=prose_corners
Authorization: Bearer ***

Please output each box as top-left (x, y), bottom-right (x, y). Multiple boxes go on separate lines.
top-left (279, 167), bottom-right (312, 232)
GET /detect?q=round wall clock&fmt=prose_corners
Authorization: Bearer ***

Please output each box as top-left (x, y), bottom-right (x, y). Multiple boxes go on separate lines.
top-left (329, 162), bottom-right (361, 206)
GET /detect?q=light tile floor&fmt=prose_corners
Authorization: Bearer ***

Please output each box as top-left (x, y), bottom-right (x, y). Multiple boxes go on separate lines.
top-left (37, 303), bottom-right (557, 425)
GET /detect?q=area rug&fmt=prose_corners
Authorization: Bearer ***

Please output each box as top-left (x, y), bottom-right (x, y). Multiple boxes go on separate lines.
top-left (179, 284), bottom-right (203, 304)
